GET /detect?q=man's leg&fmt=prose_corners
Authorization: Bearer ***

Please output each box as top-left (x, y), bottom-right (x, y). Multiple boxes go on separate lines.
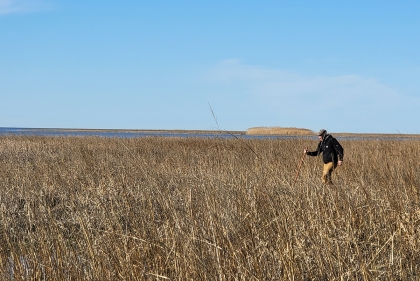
top-left (322, 162), bottom-right (336, 184)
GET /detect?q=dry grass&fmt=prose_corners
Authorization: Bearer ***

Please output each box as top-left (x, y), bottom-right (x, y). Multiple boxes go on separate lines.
top-left (0, 135), bottom-right (419, 280)
top-left (247, 127), bottom-right (314, 136)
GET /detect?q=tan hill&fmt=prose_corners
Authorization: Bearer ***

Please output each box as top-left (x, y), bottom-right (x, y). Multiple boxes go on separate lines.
top-left (246, 127), bottom-right (315, 135)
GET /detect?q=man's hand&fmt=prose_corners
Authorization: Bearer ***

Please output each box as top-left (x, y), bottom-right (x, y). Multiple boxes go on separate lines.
top-left (303, 148), bottom-right (308, 154)
top-left (338, 160), bottom-right (343, 166)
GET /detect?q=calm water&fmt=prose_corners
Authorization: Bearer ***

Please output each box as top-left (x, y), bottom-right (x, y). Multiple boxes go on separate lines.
top-left (0, 127), bottom-right (308, 140)
top-left (0, 127), bottom-right (416, 141)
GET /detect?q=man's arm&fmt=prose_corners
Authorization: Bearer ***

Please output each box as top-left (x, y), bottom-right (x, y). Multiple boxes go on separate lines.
top-left (305, 142), bottom-right (322, 156)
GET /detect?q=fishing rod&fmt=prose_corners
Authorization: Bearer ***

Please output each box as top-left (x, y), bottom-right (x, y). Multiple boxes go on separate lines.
top-left (209, 103), bottom-right (259, 158)
top-left (208, 104), bottom-right (296, 188)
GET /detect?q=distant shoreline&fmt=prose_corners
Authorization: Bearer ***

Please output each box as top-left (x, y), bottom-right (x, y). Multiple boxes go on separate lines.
top-left (0, 127), bottom-right (246, 135)
top-left (1, 127), bottom-right (419, 138)
top-left (246, 126), bottom-right (420, 138)
top-left (48, 128), bottom-right (247, 135)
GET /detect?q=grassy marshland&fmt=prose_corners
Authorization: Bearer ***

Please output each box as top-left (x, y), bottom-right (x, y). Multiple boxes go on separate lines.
top-left (0, 135), bottom-right (419, 280)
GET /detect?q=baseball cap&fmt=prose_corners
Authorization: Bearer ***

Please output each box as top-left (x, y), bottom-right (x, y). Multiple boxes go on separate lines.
top-left (317, 129), bottom-right (327, 136)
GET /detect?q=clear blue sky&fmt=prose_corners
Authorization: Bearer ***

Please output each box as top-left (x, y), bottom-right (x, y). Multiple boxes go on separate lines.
top-left (1, 1), bottom-right (419, 133)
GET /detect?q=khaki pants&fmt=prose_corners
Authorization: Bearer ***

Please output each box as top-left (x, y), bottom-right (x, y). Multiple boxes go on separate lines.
top-left (322, 162), bottom-right (337, 185)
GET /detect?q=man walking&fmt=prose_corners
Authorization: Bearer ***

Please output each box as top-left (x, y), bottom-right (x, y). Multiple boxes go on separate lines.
top-left (304, 129), bottom-right (344, 185)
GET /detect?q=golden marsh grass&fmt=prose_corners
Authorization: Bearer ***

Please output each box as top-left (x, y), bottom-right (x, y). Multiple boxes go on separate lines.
top-left (0, 135), bottom-right (419, 280)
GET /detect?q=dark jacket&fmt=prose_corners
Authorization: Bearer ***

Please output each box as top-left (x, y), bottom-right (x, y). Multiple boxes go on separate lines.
top-left (307, 134), bottom-right (344, 164)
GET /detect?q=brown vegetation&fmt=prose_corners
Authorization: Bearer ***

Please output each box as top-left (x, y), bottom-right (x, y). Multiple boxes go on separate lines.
top-left (247, 127), bottom-right (314, 135)
top-left (0, 135), bottom-right (419, 279)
